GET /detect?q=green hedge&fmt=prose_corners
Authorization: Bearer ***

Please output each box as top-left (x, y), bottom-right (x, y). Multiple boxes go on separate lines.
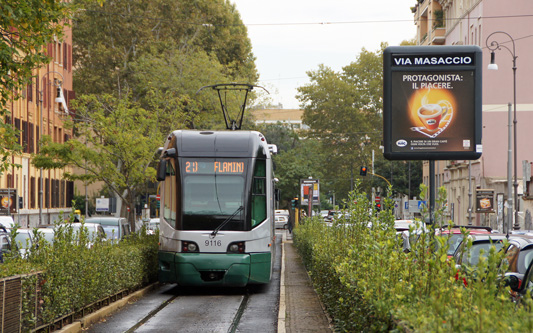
top-left (0, 218), bottom-right (158, 328)
top-left (294, 189), bottom-right (533, 332)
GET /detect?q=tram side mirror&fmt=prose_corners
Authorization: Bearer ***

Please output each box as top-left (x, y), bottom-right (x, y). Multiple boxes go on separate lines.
top-left (268, 144), bottom-right (278, 155)
top-left (164, 148), bottom-right (177, 158)
top-left (157, 160), bottom-right (167, 181)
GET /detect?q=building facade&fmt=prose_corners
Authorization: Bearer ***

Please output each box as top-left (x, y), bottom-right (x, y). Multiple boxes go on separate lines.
top-left (415, 0), bottom-right (533, 230)
top-left (251, 108), bottom-right (309, 131)
top-left (1, 30), bottom-right (76, 227)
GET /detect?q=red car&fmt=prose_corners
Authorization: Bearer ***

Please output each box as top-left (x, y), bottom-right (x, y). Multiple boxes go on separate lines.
top-left (435, 225), bottom-right (493, 258)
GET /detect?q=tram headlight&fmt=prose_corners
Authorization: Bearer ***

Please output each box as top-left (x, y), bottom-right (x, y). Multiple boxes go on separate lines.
top-left (227, 241), bottom-right (245, 253)
top-left (182, 241), bottom-right (199, 253)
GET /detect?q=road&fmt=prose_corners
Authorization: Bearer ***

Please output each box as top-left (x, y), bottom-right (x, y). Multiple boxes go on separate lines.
top-left (87, 231), bottom-right (282, 332)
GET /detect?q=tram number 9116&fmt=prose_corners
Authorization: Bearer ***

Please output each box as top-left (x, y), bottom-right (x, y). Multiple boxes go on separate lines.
top-left (205, 240), bottom-right (222, 247)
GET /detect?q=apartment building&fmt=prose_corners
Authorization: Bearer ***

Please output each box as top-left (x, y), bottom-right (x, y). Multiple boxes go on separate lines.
top-left (413, 0), bottom-right (533, 230)
top-left (251, 108), bottom-right (309, 131)
top-left (1, 32), bottom-right (76, 227)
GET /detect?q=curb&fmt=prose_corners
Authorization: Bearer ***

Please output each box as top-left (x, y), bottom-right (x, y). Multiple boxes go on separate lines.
top-left (58, 283), bottom-right (159, 333)
top-left (277, 239), bottom-right (287, 333)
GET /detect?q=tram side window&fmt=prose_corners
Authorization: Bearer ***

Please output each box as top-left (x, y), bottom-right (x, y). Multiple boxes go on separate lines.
top-left (251, 159), bottom-right (266, 228)
top-left (163, 160), bottom-right (177, 228)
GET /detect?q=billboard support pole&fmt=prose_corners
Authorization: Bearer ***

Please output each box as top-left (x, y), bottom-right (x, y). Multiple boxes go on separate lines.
top-left (468, 160), bottom-right (473, 225)
top-left (429, 160), bottom-right (435, 225)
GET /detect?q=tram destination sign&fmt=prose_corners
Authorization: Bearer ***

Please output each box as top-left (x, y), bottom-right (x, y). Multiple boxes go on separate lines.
top-left (383, 45), bottom-right (482, 160)
top-left (184, 160), bottom-right (245, 174)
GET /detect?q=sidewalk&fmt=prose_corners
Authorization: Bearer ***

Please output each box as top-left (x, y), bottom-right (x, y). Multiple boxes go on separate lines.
top-left (278, 231), bottom-right (333, 332)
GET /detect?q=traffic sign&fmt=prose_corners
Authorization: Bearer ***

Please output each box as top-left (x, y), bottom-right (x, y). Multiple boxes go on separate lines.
top-left (156, 194), bottom-right (160, 201)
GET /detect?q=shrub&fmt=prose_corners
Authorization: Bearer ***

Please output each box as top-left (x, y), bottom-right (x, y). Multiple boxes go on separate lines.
top-left (0, 216), bottom-right (158, 328)
top-left (294, 185), bottom-right (533, 331)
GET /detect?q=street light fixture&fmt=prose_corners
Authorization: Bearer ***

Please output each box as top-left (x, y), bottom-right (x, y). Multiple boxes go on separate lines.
top-left (38, 71), bottom-right (67, 225)
top-left (486, 31), bottom-right (519, 230)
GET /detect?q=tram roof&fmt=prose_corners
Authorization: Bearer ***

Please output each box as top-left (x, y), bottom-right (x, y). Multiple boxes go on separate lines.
top-left (168, 130), bottom-right (269, 158)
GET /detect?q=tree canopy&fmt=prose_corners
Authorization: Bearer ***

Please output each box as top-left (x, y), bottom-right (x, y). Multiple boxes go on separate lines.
top-left (72, 0), bottom-right (257, 107)
top-left (296, 44), bottom-right (422, 201)
top-left (32, 93), bottom-right (183, 229)
top-left (33, 0), bottom-right (260, 222)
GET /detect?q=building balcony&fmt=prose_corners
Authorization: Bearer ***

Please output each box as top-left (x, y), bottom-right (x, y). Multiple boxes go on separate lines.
top-left (431, 27), bottom-right (446, 44)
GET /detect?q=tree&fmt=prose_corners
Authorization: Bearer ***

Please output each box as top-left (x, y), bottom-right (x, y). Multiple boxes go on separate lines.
top-left (0, 0), bottom-right (78, 174)
top-left (370, 160), bottom-right (423, 199)
top-left (254, 122), bottom-right (300, 153)
top-left (72, 0), bottom-right (257, 100)
top-left (32, 93), bottom-right (183, 230)
top-left (297, 45), bottom-right (385, 199)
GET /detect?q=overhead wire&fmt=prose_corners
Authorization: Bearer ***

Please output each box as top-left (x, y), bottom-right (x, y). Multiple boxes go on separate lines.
top-left (79, 10), bottom-right (533, 28)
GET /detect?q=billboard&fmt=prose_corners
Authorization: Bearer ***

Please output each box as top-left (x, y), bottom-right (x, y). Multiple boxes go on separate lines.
top-left (0, 189), bottom-right (17, 215)
top-left (383, 46), bottom-right (482, 160)
top-left (300, 179), bottom-right (319, 206)
top-left (476, 189), bottom-right (495, 213)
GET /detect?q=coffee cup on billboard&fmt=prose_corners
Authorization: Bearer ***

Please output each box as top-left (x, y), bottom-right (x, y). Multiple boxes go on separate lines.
top-left (417, 104), bottom-right (448, 131)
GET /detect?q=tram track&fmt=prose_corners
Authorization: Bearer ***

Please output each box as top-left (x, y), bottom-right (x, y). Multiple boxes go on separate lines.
top-left (124, 293), bottom-right (180, 333)
top-left (88, 233), bottom-right (282, 333)
top-left (228, 293), bottom-right (250, 333)
top-left (113, 286), bottom-right (255, 332)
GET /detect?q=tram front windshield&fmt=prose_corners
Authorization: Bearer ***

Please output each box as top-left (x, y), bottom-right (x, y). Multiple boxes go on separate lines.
top-left (181, 158), bottom-right (247, 231)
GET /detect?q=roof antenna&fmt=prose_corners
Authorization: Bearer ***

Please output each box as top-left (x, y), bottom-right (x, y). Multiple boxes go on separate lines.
top-left (196, 83), bottom-right (269, 130)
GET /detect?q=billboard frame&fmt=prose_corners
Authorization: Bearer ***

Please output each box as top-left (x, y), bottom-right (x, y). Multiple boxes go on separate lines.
top-left (383, 45), bottom-right (483, 160)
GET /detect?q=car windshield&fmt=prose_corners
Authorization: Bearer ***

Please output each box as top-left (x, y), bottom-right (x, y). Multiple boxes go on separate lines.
top-left (14, 232), bottom-right (31, 249)
top-left (518, 248), bottom-right (533, 274)
top-left (101, 225), bottom-right (120, 240)
top-left (69, 224), bottom-right (102, 240)
top-left (446, 234), bottom-right (464, 256)
top-left (462, 241), bottom-right (504, 266)
top-left (180, 159), bottom-right (247, 231)
top-left (39, 231), bottom-right (55, 243)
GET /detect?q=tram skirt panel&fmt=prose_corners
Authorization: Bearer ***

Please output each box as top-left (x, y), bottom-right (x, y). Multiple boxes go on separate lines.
top-left (159, 252), bottom-right (251, 287)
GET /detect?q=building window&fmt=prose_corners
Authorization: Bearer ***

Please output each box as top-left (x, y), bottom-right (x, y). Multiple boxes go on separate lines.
top-left (30, 177), bottom-right (35, 209)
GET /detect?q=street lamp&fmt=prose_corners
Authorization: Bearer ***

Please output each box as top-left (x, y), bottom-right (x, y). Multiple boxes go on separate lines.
top-left (38, 71), bottom-right (68, 225)
top-left (486, 31), bottom-right (519, 230)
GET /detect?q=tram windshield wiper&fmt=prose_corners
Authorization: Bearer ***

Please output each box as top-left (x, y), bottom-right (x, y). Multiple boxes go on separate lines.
top-left (210, 206), bottom-right (244, 238)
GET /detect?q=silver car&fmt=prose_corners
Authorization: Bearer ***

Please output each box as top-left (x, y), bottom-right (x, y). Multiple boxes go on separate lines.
top-left (275, 215), bottom-right (288, 229)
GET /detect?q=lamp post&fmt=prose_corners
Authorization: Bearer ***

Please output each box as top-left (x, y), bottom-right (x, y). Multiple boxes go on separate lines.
top-left (38, 71), bottom-right (66, 225)
top-left (486, 31), bottom-right (519, 230)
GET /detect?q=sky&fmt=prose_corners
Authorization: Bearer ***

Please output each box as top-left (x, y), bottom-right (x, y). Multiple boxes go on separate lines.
top-left (231, 0), bottom-right (417, 109)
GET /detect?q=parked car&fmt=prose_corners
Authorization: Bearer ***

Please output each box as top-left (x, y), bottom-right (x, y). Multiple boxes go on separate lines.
top-left (85, 217), bottom-right (131, 241)
top-left (436, 225), bottom-right (493, 258)
top-left (37, 228), bottom-right (55, 244)
top-left (0, 227), bottom-right (11, 263)
top-left (13, 228), bottom-right (34, 258)
top-left (55, 222), bottom-right (106, 247)
top-left (506, 255), bottom-right (533, 303)
top-left (146, 218), bottom-right (160, 235)
top-left (0, 216), bottom-right (14, 229)
top-left (453, 234), bottom-right (508, 267)
top-left (275, 215), bottom-right (288, 229)
top-left (395, 220), bottom-right (427, 253)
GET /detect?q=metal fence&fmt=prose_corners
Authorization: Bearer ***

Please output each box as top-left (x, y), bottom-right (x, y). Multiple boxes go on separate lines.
top-left (0, 272), bottom-right (45, 333)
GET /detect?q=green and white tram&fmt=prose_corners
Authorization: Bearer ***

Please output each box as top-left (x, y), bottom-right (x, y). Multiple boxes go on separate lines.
top-left (156, 130), bottom-right (277, 286)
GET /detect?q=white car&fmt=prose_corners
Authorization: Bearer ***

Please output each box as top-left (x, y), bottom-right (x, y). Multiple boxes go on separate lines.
top-left (275, 215), bottom-right (289, 229)
top-left (146, 218), bottom-right (160, 235)
top-left (13, 228), bottom-right (34, 258)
